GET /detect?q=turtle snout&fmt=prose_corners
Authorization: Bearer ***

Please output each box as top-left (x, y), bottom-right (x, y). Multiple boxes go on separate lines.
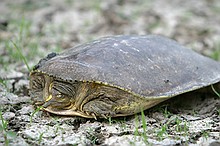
top-left (43, 94), bottom-right (72, 110)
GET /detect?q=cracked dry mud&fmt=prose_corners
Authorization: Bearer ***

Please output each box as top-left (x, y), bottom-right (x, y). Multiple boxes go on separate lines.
top-left (0, 83), bottom-right (220, 145)
top-left (0, 0), bottom-right (220, 145)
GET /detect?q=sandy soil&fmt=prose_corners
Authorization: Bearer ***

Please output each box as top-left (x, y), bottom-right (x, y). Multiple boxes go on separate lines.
top-left (0, 0), bottom-right (220, 145)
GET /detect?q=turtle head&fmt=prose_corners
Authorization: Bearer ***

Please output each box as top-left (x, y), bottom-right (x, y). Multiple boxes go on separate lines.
top-left (30, 72), bottom-right (76, 110)
top-left (42, 79), bottom-right (76, 110)
top-left (30, 73), bottom-right (93, 118)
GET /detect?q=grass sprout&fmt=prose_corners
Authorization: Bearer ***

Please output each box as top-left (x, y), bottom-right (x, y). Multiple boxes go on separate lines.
top-left (156, 124), bottom-right (168, 141)
top-left (30, 106), bottom-right (43, 123)
top-left (211, 42), bottom-right (220, 61)
top-left (140, 109), bottom-right (148, 143)
top-left (11, 40), bottom-right (31, 72)
top-left (133, 112), bottom-right (149, 144)
top-left (211, 84), bottom-right (220, 98)
top-left (38, 132), bottom-right (44, 144)
top-left (0, 79), bottom-right (8, 90)
top-left (0, 110), bottom-right (16, 146)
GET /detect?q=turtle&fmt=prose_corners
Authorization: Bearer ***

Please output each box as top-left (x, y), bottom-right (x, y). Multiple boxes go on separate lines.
top-left (29, 35), bottom-right (220, 119)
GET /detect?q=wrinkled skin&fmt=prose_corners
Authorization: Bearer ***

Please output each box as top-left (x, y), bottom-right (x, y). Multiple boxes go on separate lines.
top-left (29, 72), bottom-right (163, 119)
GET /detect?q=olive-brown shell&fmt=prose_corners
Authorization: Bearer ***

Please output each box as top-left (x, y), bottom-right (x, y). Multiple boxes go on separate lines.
top-left (33, 35), bottom-right (220, 98)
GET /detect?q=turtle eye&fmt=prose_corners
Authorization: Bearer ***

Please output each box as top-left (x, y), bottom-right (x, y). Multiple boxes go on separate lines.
top-left (51, 88), bottom-right (63, 98)
top-left (53, 80), bottom-right (76, 97)
top-left (56, 93), bottom-right (64, 98)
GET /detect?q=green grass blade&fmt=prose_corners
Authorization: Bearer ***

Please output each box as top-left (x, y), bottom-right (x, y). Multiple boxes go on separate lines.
top-left (211, 84), bottom-right (220, 98)
top-left (30, 106), bottom-right (43, 123)
top-left (141, 109), bottom-right (148, 143)
top-left (38, 132), bottom-right (44, 144)
top-left (10, 40), bottom-right (31, 72)
top-left (6, 131), bottom-right (17, 138)
top-left (0, 110), bottom-right (7, 129)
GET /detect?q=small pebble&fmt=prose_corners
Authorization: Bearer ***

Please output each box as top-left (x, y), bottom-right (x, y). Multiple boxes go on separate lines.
top-left (3, 111), bottom-right (15, 120)
top-left (19, 105), bottom-right (34, 115)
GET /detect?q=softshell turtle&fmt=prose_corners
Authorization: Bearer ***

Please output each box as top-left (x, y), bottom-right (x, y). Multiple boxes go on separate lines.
top-left (29, 35), bottom-right (220, 119)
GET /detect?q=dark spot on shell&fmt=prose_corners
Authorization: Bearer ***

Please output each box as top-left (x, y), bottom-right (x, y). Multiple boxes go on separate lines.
top-left (33, 64), bottom-right (40, 70)
top-left (47, 52), bottom-right (57, 59)
top-left (32, 52), bottom-right (57, 70)
top-left (164, 79), bottom-right (170, 83)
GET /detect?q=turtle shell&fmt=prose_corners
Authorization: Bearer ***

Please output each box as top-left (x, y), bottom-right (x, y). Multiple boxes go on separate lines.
top-left (33, 35), bottom-right (220, 99)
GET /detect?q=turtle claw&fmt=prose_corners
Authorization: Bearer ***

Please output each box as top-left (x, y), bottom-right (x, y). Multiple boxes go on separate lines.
top-left (91, 113), bottom-right (97, 120)
top-left (85, 111), bottom-right (97, 120)
top-left (85, 110), bottom-right (110, 119)
top-left (101, 114), bottom-right (108, 119)
top-left (90, 113), bottom-right (109, 119)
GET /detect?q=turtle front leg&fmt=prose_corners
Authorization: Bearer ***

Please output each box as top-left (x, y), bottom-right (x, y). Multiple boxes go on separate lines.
top-left (74, 82), bottom-right (141, 119)
top-left (83, 98), bottom-right (117, 119)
